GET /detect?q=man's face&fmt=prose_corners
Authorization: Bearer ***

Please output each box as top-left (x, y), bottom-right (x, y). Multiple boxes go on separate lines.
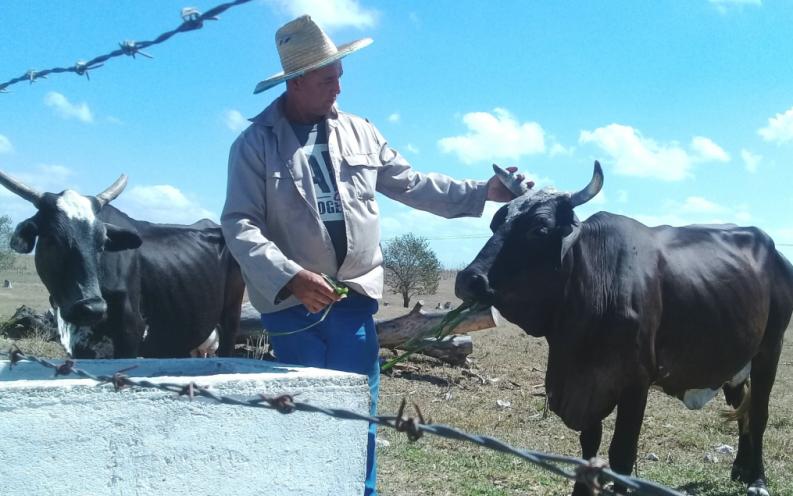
top-left (294, 61), bottom-right (343, 120)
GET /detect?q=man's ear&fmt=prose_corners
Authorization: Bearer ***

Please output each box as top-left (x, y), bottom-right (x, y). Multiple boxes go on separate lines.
top-left (104, 223), bottom-right (142, 251)
top-left (10, 218), bottom-right (39, 253)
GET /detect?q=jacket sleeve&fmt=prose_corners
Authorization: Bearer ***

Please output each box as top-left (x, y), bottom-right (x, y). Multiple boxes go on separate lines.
top-left (220, 127), bottom-right (303, 305)
top-left (370, 123), bottom-right (489, 219)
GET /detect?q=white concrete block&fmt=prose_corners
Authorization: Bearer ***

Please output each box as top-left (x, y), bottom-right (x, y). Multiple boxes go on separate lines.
top-left (0, 358), bottom-right (371, 496)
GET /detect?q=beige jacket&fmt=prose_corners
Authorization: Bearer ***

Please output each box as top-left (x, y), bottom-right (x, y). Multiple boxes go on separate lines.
top-left (221, 94), bottom-right (488, 313)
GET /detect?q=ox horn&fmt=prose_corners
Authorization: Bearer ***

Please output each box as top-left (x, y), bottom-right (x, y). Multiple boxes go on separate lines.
top-left (95, 174), bottom-right (128, 208)
top-left (0, 169), bottom-right (44, 206)
top-left (570, 161), bottom-right (604, 207)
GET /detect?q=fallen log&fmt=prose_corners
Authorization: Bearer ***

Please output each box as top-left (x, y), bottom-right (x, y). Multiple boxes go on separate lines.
top-left (375, 301), bottom-right (499, 347)
top-left (0, 305), bottom-right (58, 341)
top-left (389, 335), bottom-right (473, 366)
top-left (237, 300), bottom-right (499, 366)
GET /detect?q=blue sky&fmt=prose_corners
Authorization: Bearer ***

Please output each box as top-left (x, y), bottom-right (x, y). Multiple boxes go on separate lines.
top-left (1, 0), bottom-right (792, 267)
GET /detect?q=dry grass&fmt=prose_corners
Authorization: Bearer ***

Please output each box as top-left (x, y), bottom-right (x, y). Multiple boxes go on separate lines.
top-left (2, 260), bottom-right (791, 495)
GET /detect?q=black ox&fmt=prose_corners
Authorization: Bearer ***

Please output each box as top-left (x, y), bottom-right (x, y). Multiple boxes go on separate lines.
top-left (456, 162), bottom-right (793, 496)
top-left (0, 170), bottom-right (245, 359)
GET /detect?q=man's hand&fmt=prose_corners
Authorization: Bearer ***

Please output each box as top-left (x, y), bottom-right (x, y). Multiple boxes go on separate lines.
top-left (486, 166), bottom-right (534, 202)
top-left (286, 270), bottom-right (342, 313)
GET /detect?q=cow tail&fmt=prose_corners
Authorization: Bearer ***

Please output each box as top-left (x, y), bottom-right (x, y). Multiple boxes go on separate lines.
top-left (721, 381), bottom-right (751, 433)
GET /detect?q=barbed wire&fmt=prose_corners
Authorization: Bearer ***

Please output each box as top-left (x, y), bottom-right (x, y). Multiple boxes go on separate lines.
top-left (0, 347), bottom-right (682, 496)
top-left (0, 0), bottom-right (256, 93)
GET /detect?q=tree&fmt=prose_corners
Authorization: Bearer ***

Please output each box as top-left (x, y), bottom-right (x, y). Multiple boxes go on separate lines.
top-left (0, 215), bottom-right (16, 271)
top-left (382, 233), bottom-right (441, 308)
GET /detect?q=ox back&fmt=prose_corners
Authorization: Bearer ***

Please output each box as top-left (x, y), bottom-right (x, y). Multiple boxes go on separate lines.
top-left (97, 206), bottom-right (245, 358)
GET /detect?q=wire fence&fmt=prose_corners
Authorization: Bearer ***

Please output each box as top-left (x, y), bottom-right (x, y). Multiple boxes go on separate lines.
top-left (0, 0), bottom-right (256, 93)
top-left (0, 347), bottom-right (682, 496)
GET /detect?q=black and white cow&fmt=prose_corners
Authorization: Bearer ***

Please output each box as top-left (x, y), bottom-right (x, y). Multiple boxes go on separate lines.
top-left (456, 162), bottom-right (793, 496)
top-left (0, 170), bottom-right (245, 359)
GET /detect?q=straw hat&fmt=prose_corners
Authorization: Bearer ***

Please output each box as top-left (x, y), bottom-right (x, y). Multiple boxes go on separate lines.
top-left (254, 15), bottom-right (373, 94)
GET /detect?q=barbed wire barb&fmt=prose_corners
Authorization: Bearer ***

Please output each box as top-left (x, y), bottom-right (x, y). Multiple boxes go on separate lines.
top-left (0, 349), bottom-right (683, 496)
top-left (0, 0), bottom-right (256, 93)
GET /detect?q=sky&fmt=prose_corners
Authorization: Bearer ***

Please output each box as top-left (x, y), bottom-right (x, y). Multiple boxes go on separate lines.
top-left (1, 0), bottom-right (792, 268)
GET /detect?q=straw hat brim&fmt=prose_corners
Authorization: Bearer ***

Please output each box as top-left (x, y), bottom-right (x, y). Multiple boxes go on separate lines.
top-left (253, 37), bottom-right (373, 94)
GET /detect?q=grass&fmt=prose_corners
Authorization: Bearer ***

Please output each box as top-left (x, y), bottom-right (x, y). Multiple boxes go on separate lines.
top-left (1, 258), bottom-right (792, 495)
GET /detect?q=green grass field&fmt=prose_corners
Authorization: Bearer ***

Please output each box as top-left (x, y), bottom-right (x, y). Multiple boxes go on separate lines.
top-left (1, 256), bottom-right (791, 495)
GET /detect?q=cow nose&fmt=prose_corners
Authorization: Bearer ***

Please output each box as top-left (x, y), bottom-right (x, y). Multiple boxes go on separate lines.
top-left (455, 269), bottom-right (493, 304)
top-left (65, 297), bottom-right (107, 326)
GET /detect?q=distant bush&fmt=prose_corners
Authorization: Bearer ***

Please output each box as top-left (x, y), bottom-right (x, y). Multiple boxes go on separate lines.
top-left (0, 215), bottom-right (16, 272)
top-left (383, 233), bottom-right (441, 308)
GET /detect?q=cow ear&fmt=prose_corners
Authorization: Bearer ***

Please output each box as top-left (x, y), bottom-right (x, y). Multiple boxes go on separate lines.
top-left (10, 218), bottom-right (38, 253)
top-left (557, 203), bottom-right (581, 265)
top-left (490, 205), bottom-right (509, 232)
top-left (104, 223), bottom-right (142, 251)
top-left (559, 217), bottom-right (582, 263)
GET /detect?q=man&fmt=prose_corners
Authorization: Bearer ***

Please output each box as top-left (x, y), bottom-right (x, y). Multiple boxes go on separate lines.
top-left (221, 15), bottom-right (531, 496)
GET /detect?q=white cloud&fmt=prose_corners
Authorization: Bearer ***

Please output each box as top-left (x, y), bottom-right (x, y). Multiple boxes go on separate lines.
top-left (0, 134), bottom-right (12, 154)
top-left (741, 149), bottom-right (762, 173)
top-left (690, 136), bottom-right (730, 162)
top-left (627, 196), bottom-right (749, 229)
top-left (268, 0), bottom-right (377, 30)
top-left (0, 165), bottom-right (78, 222)
top-left (579, 124), bottom-right (728, 181)
top-left (549, 143), bottom-right (573, 157)
top-left (709, 0), bottom-right (762, 5)
top-left (679, 196), bottom-right (726, 214)
top-left (122, 185), bottom-right (216, 224)
top-left (734, 210), bottom-right (752, 223)
top-left (709, 0), bottom-right (761, 14)
top-left (589, 191), bottom-right (607, 205)
top-left (438, 108), bottom-right (546, 165)
top-left (709, 0), bottom-right (762, 8)
top-left (404, 143), bottom-right (419, 154)
top-left (758, 106), bottom-right (793, 144)
top-left (11, 164), bottom-right (76, 193)
top-left (43, 91), bottom-right (93, 123)
top-left (224, 109), bottom-right (249, 133)
top-left (387, 113), bottom-right (400, 123)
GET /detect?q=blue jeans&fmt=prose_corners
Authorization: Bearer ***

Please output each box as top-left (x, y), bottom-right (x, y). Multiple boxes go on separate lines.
top-left (261, 292), bottom-right (380, 496)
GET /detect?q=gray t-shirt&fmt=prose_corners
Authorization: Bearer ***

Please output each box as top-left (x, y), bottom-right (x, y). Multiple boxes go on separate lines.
top-left (290, 120), bottom-right (347, 267)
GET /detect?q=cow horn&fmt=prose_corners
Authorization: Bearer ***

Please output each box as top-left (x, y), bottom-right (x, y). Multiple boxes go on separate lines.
top-left (95, 174), bottom-right (128, 208)
top-left (0, 169), bottom-right (44, 206)
top-left (570, 161), bottom-right (604, 207)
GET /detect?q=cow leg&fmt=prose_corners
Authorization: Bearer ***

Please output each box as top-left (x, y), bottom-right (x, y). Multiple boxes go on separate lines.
top-left (740, 341), bottom-right (783, 496)
top-left (723, 380), bottom-right (752, 484)
top-left (111, 296), bottom-right (145, 358)
top-left (572, 422), bottom-right (603, 496)
top-left (608, 385), bottom-right (649, 494)
top-left (217, 268), bottom-right (244, 357)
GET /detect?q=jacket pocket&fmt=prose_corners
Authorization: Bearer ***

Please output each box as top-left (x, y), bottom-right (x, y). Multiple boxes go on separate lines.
top-left (342, 152), bottom-right (380, 211)
top-left (343, 152), bottom-right (381, 168)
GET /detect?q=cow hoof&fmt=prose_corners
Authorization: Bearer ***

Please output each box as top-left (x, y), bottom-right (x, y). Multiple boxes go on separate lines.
top-left (747, 479), bottom-right (770, 496)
